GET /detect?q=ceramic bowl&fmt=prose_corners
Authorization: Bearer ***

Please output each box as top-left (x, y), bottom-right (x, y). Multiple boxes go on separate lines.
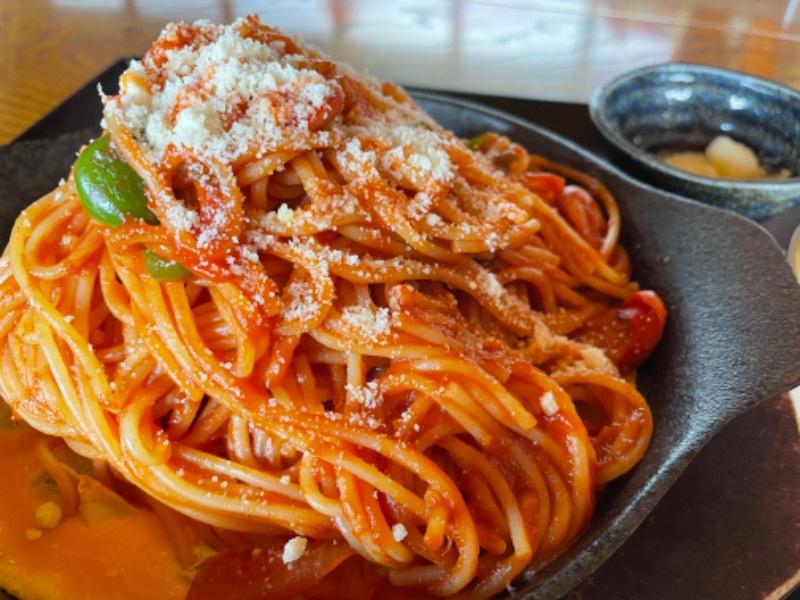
top-left (589, 63), bottom-right (800, 220)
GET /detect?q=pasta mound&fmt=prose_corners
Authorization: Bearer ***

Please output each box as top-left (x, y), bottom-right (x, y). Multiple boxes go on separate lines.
top-left (0, 16), bottom-right (664, 599)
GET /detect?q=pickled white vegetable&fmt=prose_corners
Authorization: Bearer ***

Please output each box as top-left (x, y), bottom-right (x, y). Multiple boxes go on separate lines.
top-left (661, 151), bottom-right (718, 177)
top-left (660, 135), bottom-right (789, 179)
top-left (704, 135), bottom-right (765, 178)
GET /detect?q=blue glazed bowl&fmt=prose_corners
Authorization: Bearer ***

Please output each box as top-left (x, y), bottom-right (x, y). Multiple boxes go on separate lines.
top-left (589, 63), bottom-right (800, 220)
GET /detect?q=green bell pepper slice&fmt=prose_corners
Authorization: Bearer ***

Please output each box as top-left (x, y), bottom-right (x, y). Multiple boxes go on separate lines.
top-left (74, 135), bottom-right (158, 228)
top-left (144, 249), bottom-right (192, 281)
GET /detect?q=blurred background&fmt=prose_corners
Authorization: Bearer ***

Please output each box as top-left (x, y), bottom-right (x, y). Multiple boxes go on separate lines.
top-left (1, 0), bottom-right (800, 143)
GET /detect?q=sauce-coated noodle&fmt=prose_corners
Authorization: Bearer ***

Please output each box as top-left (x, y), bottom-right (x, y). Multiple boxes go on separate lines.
top-left (0, 16), bottom-right (666, 599)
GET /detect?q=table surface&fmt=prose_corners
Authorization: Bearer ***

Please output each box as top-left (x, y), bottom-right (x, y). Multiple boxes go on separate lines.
top-left (2, 0), bottom-right (800, 144)
top-left (1, 1), bottom-right (799, 599)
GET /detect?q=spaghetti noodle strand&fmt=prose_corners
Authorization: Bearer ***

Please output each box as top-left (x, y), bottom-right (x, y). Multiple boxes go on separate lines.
top-left (0, 16), bottom-right (665, 600)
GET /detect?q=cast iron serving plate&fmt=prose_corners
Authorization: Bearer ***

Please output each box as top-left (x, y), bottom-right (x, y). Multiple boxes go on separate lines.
top-left (414, 93), bottom-right (800, 597)
top-left (1, 92), bottom-right (800, 599)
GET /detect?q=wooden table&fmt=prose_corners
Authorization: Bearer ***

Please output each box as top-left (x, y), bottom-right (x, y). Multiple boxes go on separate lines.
top-left (2, 0), bottom-right (800, 144)
top-left (1, 1), bottom-right (799, 599)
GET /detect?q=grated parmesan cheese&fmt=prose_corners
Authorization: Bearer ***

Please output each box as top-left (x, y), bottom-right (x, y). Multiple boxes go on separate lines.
top-left (110, 20), bottom-right (342, 165)
top-left (282, 536), bottom-right (307, 563)
top-left (580, 347), bottom-right (609, 371)
top-left (345, 380), bottom-right (382, 411)
top-left (424, 212), bottom-right (442, 227)
top-left (477, 271), bottom-right (506, 299)
top-left (340, 305), bottom-right (391, 337)
top-left (377, 125), bottom-right (454, 185)
top-left (392, 523), bottom-right (409, 542)
top-left (100, 16), bottom-right (556, 368)
top-left (276, 203), bottom-right (294, 224)
top-left (281, 280), bottom-right (320, 322)
top-left (539, 391), bottom-right (559, 417)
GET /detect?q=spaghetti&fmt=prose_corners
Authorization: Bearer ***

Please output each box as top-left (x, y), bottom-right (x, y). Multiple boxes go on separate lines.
top-left (0, 16), bottom-right (666, 599)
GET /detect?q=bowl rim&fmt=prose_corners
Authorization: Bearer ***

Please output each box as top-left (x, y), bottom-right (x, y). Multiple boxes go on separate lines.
top-left (588, 62), bottom-right (800, 187)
